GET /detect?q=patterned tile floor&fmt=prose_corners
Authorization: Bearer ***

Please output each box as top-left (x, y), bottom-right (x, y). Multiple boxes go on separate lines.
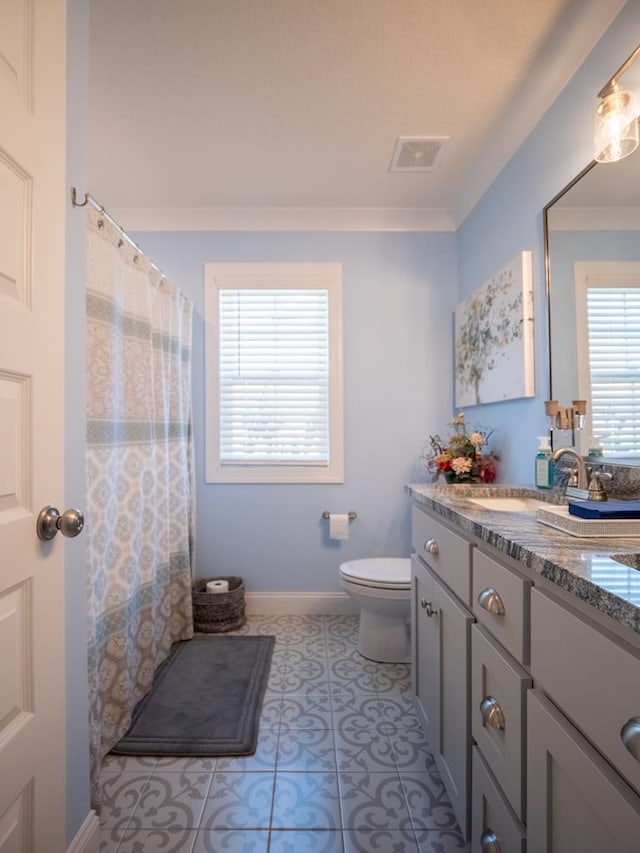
top-left (99, 615), bottom-right (467, 853)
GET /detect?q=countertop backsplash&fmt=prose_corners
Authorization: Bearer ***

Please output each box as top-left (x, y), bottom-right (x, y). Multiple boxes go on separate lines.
top-left (555, 458), bottom-right (640, 499)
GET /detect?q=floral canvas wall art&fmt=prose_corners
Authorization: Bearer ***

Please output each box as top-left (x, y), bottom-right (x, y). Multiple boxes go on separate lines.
top-left (455, 251), bottom-right (534, 407)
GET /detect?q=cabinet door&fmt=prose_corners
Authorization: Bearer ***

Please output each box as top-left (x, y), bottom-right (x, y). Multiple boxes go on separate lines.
top-left (411, 556), bottom-right (436, 747)
top-left (472, 747), bottom-right (526, 853)
top-left (531, 588), bottom-right (640, 796)
top-left (432, 571), bottom-right (474, 839)
top-left (528, 689), bottom-right (640, 853)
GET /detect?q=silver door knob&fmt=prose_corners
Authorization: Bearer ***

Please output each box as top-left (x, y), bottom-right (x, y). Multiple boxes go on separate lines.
top-left (37, 506), bottom-right (84, 541)
top-left (419, 597), bottom-right (437, 617)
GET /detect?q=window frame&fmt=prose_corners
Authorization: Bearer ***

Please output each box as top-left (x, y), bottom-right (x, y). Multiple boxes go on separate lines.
top-left (204, 261), bottom-right (344, 484)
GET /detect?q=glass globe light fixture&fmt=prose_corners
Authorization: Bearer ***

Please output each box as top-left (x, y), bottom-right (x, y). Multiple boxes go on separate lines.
top-left (594, 89), bottom-right (639, 163)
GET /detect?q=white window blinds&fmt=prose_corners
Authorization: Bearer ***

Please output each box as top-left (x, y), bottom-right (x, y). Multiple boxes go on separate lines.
top-left (586, 286), bottom-right (640, 457)
top-left (219, 288), bottom-right (329, 464)
top-left (204, 262), bottom-right (344, 484)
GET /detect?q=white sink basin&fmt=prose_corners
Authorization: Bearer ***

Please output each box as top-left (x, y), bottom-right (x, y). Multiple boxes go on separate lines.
top-left (468, 496), bottom-right (545, 513)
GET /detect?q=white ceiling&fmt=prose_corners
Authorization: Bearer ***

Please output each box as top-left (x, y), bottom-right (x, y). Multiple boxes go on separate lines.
top-left (87, 0), bottom-right (626, 231)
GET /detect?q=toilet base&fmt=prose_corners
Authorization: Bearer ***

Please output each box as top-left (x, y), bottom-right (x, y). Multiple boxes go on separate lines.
top-left (357, 608), bottom-right (410, 663)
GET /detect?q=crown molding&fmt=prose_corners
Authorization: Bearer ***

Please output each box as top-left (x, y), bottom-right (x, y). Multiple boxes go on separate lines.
top-left (111, 206), bottom-right (456, 233)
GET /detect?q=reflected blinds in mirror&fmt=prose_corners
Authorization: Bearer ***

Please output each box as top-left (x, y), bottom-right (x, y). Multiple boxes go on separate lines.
top-left (577, 280), bottom-right (640, 457)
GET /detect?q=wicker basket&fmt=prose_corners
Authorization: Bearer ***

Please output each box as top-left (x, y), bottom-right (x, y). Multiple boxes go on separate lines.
top-left (191, 576), bottom-right (246, 633)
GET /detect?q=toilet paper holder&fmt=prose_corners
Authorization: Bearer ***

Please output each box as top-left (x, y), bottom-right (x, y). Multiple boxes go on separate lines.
top-left (322, 511), bottom-right (357, 521)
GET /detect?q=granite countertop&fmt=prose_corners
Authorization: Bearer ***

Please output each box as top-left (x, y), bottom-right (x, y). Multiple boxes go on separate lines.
top-left (406, 482), bottom-right (640, 636)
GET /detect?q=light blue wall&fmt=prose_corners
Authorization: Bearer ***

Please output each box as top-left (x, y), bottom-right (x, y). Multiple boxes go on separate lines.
top-left (133, 231), bottom-right (457, 591)
top-left (456, 0), bottom-right (640, 484)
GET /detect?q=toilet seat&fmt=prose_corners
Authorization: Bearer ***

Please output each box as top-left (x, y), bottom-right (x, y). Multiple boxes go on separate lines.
top-left (339, 557), bottom-right (410, 590)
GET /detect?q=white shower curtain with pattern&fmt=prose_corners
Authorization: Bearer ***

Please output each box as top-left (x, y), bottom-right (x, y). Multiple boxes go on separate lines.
top-left (84, 206), bottom-right (194, 806)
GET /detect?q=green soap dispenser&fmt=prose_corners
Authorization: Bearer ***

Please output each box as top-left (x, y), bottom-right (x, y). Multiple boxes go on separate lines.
top-left (535, 435), bottom-right (554, 489)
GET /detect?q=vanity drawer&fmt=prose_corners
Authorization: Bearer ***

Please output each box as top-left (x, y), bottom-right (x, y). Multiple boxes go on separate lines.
top-left (411, 506), bottom-right (472, 605)
top-left (472, 624), bottom-right (531, 821)
top-left (473, 549), bottom-right (531, 665)
top-left (531, 588), bottom-right (640, 796)
top-left (472, 747), bottom-right (526, 853)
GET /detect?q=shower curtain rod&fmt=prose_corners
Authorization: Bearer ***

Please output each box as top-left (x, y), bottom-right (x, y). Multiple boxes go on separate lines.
top-left (70, 187), bottom-right (165, 279)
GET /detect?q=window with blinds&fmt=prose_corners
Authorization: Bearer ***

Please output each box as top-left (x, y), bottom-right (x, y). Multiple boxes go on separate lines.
top-left (204, 263), bottom-right (344, 483)
top-left (581, 283), bottom-right (640, 457)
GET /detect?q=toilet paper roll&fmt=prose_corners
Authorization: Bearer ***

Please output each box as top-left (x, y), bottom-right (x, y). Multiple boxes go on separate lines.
top-left (329, 513), bottom-right (350, 540)
top-left (206, 579), bottom-right (229, 594)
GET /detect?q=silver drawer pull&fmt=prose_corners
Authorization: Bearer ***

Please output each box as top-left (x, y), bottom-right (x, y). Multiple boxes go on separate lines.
top-left (480, 830), bottom-right (503, 853)
top-left (621, 717), bottom-right (640, 761)
top-left (480, 696), bottom-right (505, 731)
top-left (424, 538), bottom-right (439, 555)
top-left (478, 587), bottom-right (505, 615)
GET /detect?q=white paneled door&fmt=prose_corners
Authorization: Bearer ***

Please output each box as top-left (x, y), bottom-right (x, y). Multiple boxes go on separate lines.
top-left (0, 1), bottom-right (69, 851)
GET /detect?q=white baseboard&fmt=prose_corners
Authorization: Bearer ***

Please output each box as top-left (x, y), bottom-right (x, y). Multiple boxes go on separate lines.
top-left (245, 591), bottom-right (358, 616)
top-left (67, 811), bottom-right (100, 853)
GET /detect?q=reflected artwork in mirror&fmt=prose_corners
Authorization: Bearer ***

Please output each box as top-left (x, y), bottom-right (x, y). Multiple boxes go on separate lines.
top-left (545, 127), bottom-right (640, 464)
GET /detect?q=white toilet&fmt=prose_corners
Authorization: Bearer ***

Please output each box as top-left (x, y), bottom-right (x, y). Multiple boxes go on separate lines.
top-left (339, 557), bottom-right (411, 663)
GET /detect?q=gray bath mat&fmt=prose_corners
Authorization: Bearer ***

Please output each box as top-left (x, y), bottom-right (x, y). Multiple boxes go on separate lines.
top-left (111, 634), bottom-right (275, 756)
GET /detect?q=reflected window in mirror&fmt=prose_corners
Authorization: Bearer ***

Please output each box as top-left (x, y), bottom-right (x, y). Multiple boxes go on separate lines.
top-left (574, 265), bottom-right (640, 458)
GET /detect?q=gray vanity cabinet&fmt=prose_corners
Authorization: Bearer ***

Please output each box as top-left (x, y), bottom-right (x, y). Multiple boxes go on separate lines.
top-left (530, 588), bottom-right (640, 796)
top-left (411, 508), bottom-right (474, 837)
top-left (410, 487), bottom-right (640, 851)
top-left (528, 587), bottom-right (640, 850)
top-left (527, 689), bottom-right (640, 853)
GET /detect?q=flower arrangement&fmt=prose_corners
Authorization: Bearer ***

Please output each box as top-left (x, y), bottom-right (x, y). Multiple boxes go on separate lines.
top-left (423, 413), bottom-right (498, 484)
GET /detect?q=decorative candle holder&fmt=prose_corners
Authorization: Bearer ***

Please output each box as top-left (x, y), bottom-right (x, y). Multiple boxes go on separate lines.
top-left (572, 400), bottom-right (587, 430)
top-left (544, 399), bottom-right (588, 432)
top-left (544, 400), bottom-right (559, 431)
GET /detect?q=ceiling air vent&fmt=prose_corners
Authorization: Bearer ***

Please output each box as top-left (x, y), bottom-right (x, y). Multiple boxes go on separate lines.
top-left (389, 136), bottom-right (448, 172)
